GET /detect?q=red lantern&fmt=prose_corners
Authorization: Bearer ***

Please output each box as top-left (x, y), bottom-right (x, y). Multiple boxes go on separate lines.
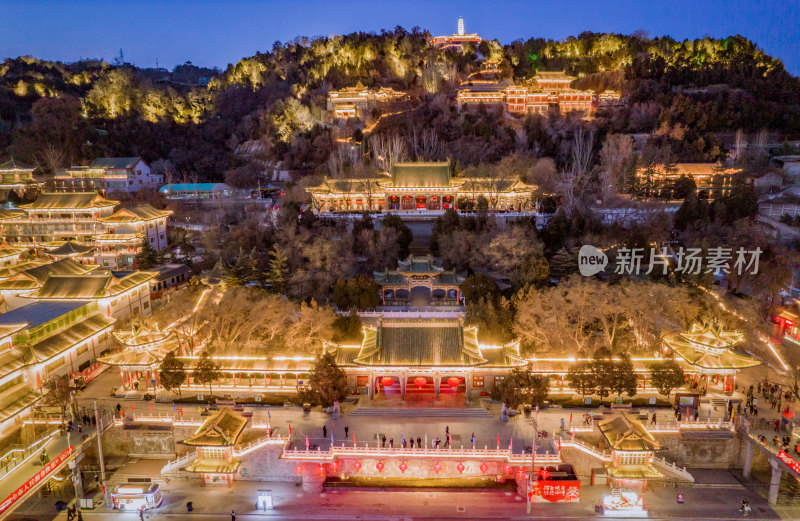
top-left (433, 462), bottom-right (441, 473)
top-left (414, 377), bottom-right (426, 388)
top-left (480, 463), bottom-right (488, 474)
top-left (295, 464), bottom-right (302, 475)
top-left (353, 461), bottom-right (362, 472)
top-left (376, 461), bottom-right (384, 472)
top-left (447, 377), bottom-right (460, 388)
top-left (457, 463), bottom-right (465, 474)
top-left (399, 462), bottom-right (407, 473)
top-left (381, 377), bottom-right (394, 387)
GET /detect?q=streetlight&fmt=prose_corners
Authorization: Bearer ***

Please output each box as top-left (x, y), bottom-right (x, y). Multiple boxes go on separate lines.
top-left (527, 405), bottom-right (539, 514)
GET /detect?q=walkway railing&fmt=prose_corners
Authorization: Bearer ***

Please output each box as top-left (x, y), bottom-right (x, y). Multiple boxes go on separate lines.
top-left (234, 435), bottom-right (289, 457)
top-left (648, 419), bottom-right (735, 432)
top-left (0, 429), bottom-right (59, 481)
top-left (558, 438), bottom-right (611, 462)
top-left (652, 455), bottom-right (695, 482)
top-left (161, 451), bottom-right (197, 475)
top-left (281, 443), bottom-right (562, 465)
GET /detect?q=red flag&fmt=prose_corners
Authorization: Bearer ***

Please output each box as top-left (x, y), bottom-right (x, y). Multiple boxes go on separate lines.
top-left (179, 407), bottom-right (183, 417)
top-left (497, 434), bottom-right (500, 449)
top-left (558, 438), bottom-right (562, 451)
top-left (305, 435), bottom-right (309, 449)
top-left (352, 433), bottom-right (356, 445)
top-left (569, 412), bottom-right (573, 423)
top-left (130, 403), bottom-right (134, 413)
top-left (148, 402), bottom-right (152, 412)
top-left (288, 422), bottom-right (292, 435)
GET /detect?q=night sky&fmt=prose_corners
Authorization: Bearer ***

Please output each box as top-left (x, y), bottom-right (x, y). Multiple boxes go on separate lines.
top-left (1, 0), bottom-right (798, 75)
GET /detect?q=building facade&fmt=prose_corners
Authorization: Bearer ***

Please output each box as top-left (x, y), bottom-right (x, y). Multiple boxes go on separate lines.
top-left (635, 163), bottom-right (742, 199)
top-left (431, 17), bottom-right (481, 49)
top-left (374, 254), bottom-right (464, 306)
top-left (56, 157), bottom-right (163, 194)
top-left (327, 83), bottom-right (405, 119)
top-left (308, 162), bottom-right (537, 213)
top-left (0, 159), bottom-right (41, 199)
top-left (0, 193), bottom-right (172, 269)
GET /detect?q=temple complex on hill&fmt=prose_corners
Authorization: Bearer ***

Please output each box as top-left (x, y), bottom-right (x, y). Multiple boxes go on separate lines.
top-left (327, 82), bottom-right (405, 119)
top-left (635, 163), bottom-right (741, 199)
top-left (307, 162), bottom-right (537, 213)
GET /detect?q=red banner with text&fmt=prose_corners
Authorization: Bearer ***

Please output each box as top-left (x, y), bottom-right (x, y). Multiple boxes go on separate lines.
top-left (528, 480), bottom-right (581, 503)
top-left (0, 445), bottom-right (74, 514)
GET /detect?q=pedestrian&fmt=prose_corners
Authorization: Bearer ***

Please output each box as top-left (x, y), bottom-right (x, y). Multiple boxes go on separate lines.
top-left (402, 437), bottom-right (407, 448)
top-left (778, 399), bottom-right (782, 412)
top-left (737, 403), bottom-right (742, 415)
top-left (410, 438), bottom-right (414, 448)
top-left (231, 510), bottom-right (236, 521)
top-left (758, 383), bottom-right (762, 394)
top-left (446, 425), bottom-right (449, 436)
top-left (775, 420), bottom-right (781, 432)
top-left (116, 403), bottom-right (121, 414)
top-left (471, 432), bottom-right (476, 449)
top-left (77, 510), bottom-right (83, 521)
top-left (694, 410), bottom-right (699, 422)
top-left (389, 437), bottom-right (393, 448)
top-left (139, 506), bottom-right (144, 521)
top-left (344, 426), bottom-right (349, 437)
top-left (417, 436), bottom-right (421, 448)
top-left (651, 412), bottom-right (657, 425)
top-left (381, 435), bottom-right (386, 448)
top-left (740, 499), bottom-right (750, 516)
top-left (560, 418), bottom-right (565, 431)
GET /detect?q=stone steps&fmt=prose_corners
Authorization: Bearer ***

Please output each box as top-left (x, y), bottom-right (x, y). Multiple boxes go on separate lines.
top-left (349, 407), bottom-right (493, 418)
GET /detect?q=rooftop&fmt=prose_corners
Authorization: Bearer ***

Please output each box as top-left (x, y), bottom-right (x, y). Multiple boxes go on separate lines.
top-left (182, 408), bottom-right (248, 447)
top-left (89, 157), bottom-right (143, 170)
top-left (0, 300), bottom-right (89, 329)
top-left (598, 412), bottom-right (662, 452)
top-left (100, 204), bottom-right (172, 223)
top-left (391, 162), bottom-right (451, 188)
top-left (20, 192), bottom-right (118, 210)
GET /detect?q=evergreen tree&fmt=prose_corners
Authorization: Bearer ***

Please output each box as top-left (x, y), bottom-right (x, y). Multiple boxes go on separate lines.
top-left (267, 244), bottom-right (289, 295)
top-left (308, 353), bottom-right (349, 407)
top-left (548, 248), bottom-right (578, 280)
top-left (247, 247), bottom-right (265, 287)
top-left (225, 247), bottom-right (249, 286)
top-left (136, 239), bottom-right (160, 269)
top-left (649, 360), bottom-right (685, 398)
top-left (611, 354), bottom-right (638, 398)
top-left (158, 350), bottom-right (187, 396)
top-left (193, 351), bottom-right (220, 398)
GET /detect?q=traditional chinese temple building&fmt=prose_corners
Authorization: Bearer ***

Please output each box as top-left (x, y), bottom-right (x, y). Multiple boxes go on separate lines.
top-left (327, 82), bottom-right (405, 119)
top-left (0, 258), bottom-right (99, 311)
top-left (374, 254), bottom-right (464, 306)
top-left (661, 323), bottom-right (760, 394)
top-left (308, 162), bottom-right (537, 213)
top-left (635, 163), bottom-right (741, 199)
top-left (181, 408), bottom-right (248, 487)
top-left (325, 315), bottom-right (526, 404)
top-left (0, 193), bottom-right (171, 269)
top-left (0, 159), bottom-right (41, 199)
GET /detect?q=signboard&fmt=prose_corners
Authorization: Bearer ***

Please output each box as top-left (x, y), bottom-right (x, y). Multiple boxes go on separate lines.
top-left (649, 397), bottom-right (656, 405)
top-left (584, 397), bottom-right (592, 405)
top-left (778, 450), bottom-right (800, 475)
top-left (0, 445), bottom-right (74, 514)
top-left (528, 480), bottom-right (581, 503)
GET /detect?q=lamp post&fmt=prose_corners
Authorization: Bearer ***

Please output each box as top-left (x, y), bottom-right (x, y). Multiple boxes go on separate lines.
top-left (527, 405), bottom-right (539, 514)
top-left (93, 400), bottom-right (109, 507)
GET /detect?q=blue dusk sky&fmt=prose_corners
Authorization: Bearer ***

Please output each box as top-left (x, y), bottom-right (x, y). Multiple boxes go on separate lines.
top-left (1, 0), bottom-right (798, 75)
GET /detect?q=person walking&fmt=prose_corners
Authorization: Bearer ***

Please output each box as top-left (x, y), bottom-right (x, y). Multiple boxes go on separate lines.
top-left (322, 425), bottom-right (327, 438)
top-left (471, 432), bottom-right (476, 449)
top-left (417, 436), bottom-right (422, 448)
top-left (651, 412), bottom-right (657, 425)
top-left (381, 435), bottom-right (386, 448)
top-left (139, 506), bottom-right (145, 521)
top-left (560, 418), bottom-right (565, 431)
top-left (410, 437), bottom-right (414, 448)
top-left (389, 437), bottom-right (394, 448)
top-left (231, 510), bottom-right (237, 521)
top-left (344, 426), bottom-right (349, 437)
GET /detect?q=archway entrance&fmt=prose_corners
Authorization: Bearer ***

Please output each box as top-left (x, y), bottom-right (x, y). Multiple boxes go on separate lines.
top-left (409, 286), bottom-right (431, 306)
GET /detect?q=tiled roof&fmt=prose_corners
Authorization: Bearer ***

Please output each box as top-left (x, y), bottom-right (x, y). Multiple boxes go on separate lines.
top-left (31, 313), bottom-right (114, 362)
top-left (24, 258), bottom-right (98, 283)
top-left (354, 321), bottom-right (486, 366)
top-left (99, 330), bottom-right (179, 369)
top-left (99, 204), bottom-right (172, 223)
top-left (0, 387), bottom-right (42, 422)
top-left (0, 159), bottom-right (34, 170)
top-left (0, 260), bottom-right (50, 281)
top-left (0, 344), bottom-right (33, 380)
top-left (0, 208), bottom-right (26, 220)
top-left (146, 263), bottom-right (191, 282)
top-left (89, 157), bottom-right (142, 169)
top-left (47, 241), bottom-right (96, 256)
top-left (29, 271), bottom-right (155, 300)
top-left (306, 178), bottom-right (384, 195)
top-left (662, 323), bottom-right (760, 370)
top-left (185, 459), bottom-right (240, 474)
top-left (20, 192), bottom-right (118, 210)
top-left (182, 408), bottom-right (247, 447)
top-left (598, 413), bottom-right (662, 452)
top-left (0, 242), bottom-right (28, 258)
top-left (0, 300), bottom-right (89, 329)
top-left (391, 162), bottom-right (451, 188)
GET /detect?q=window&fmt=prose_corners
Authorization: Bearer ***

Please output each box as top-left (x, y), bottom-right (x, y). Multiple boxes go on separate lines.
top-left (77, 344), bottom-right (89, 357)
top-left (473, 376), bottom-right (484, 388)
top-left (143, 301), bottom-right (149, 309)
top-left (46, 357), bottom-right (64, 375)
top-left (620, 453), bottom-right (648, 466)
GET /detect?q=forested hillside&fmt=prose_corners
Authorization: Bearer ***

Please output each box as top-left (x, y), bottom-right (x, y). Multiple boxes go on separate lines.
top-left (1, 28), bottom-right (798, 181)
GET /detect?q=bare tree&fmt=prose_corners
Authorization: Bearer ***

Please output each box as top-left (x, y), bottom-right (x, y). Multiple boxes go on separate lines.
top-left (558, 127), bottom-right (595, 215)
top-left (370, 132), bottom-right (408, 172)
top-left (35, 143), bottom-right (65, 177)
top-left (598, 133), bottom-right (633, 200)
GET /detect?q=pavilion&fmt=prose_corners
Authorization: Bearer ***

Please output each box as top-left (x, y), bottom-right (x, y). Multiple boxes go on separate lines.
top-left (661, 323), bottom-right (760, 394)
top-left (374, 254), bottom-right (464, 306)
top-left (97, 327), bottom-right (183, 392)
top-left (325, 316), bottom-right (526, 404)
top-left (308, 162), bottom-right (537, 213)
top-left (180, 407), bottom-right (248, 487)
